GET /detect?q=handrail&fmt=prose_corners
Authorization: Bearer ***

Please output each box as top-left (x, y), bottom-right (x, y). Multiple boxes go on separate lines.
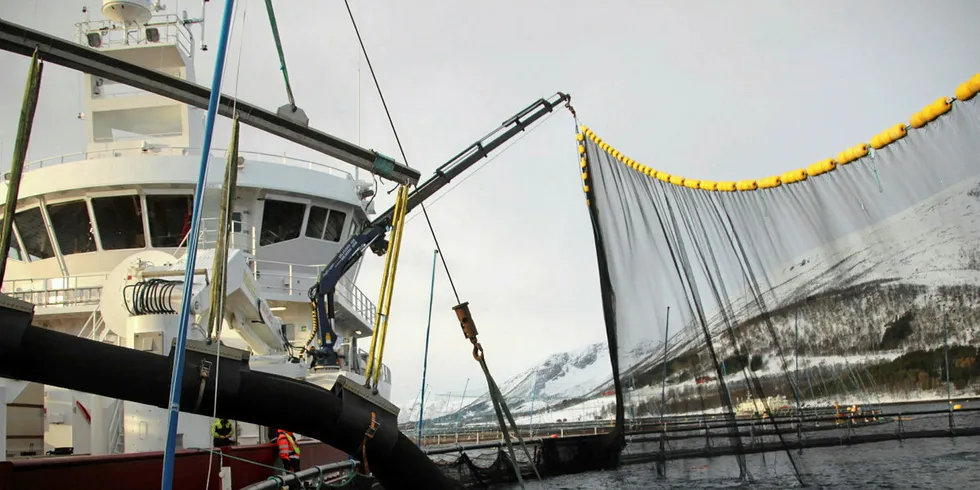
top-left (238, 460), bottom-right (360, 490)
top-left (106, 398), bottom-right (125, 454)
top-left (19, 145), bottom-right (359, 181)
top-left (250, 258), bottom-right (377, 324)
top-left (1, 272), bottom-right (108, 293)
top-left (1, 273), bottom-right (107, 308)
top-left (75, 14), bottom-right (194, 58)
top-left (0, 258), bottom-right (377, 321)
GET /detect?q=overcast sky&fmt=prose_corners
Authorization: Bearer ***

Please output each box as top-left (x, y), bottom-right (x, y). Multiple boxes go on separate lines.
top-left (2, 0), bottom-right (979, 407)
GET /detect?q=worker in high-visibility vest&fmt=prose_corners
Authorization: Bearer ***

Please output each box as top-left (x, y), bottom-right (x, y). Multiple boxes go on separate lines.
top-left (211, 418), bottom-right (235, 448)
top-left (276, 429), bottom-right (301, 472)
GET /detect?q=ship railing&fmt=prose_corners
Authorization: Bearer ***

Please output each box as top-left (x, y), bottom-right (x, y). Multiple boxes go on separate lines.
top-left (20, 146), bottom-right (359, 182)
top-left (338, 345), bottom-right (393, 383)
top-left (78, 308), bottom-right (103, 339)
top-left (197, 216), bottom-right (255, 254)
top-left (75, 13), bottom-right (194, 58)
top-left (78, 308), bottom-right (120, 345)
top-left (234, 458), bottom-right (361, 490)
top-left (0, 272), bottom-right (107, 308)
top-left (107, 398), bottom-right (125, 454)
top-left (93, 131), bottom-right (186, 142)
top-left (249, 258), bottom-right (378, 326)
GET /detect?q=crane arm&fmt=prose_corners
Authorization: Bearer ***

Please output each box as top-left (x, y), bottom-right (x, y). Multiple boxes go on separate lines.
top-left (307, 92), bottom-right (571, 367)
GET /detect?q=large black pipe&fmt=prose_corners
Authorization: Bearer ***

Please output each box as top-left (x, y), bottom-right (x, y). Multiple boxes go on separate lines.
top-left (0, 300), bottom-right (457, 490)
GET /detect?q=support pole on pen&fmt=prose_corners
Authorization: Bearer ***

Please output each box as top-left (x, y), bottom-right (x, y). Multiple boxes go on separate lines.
top-left (160, 1), bottom-right (237, 488)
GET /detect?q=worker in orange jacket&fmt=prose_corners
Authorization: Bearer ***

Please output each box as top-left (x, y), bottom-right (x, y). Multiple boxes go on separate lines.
top-left (276, 429), bottom-right (301, 472)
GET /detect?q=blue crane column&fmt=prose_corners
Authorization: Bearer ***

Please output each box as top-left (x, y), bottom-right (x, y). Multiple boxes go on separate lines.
top-left (417, 249), bottom-right (439, 445)
top-left (160, 1), bottom-right (237, 488)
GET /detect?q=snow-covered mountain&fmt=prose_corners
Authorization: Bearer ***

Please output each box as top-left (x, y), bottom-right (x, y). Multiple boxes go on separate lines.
top-left (400, 341), bottom-right (661, 425)
top-left (397, 391), bottom-right (471, 426)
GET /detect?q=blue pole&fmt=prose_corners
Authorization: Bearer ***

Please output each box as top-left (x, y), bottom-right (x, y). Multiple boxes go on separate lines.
top-left (417, 249), bottom-right (439, 445)
top-left (160, 1), bottom-right (237, 488)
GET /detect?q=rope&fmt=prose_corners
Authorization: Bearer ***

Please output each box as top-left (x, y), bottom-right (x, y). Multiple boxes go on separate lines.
top-left (203, 5), bottom-right (249, 488)
top-left (869, 148), bottom-right (884, 193)
top-left (263, 0), bottom-right (296, 107)
top-left (344, 4), bottom-right (567, 484)
top-left (479, 357), bottom-right (539, 487)
top-left (195, 446), bottom-right (300, 477)
top-left (417, 249), bottom-right (439, 445)
top-left (404, 109), bottom-right (561, 222)
top-left (197, 447), bottom-right (361, 489)
top-left (342, 0), bottom-right (462, 303)
top-left (357, 412), bottom-right (379, 476)
top-left (454, 304), bottom-right (541, 486)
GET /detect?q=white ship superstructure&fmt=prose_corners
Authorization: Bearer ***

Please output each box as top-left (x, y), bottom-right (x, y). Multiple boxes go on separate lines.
top-left (1, 0), bottom-right (392, 460)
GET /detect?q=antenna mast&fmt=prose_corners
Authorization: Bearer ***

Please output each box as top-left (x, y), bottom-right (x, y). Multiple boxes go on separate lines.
top-left (354, 3), bottom-right (361, 182)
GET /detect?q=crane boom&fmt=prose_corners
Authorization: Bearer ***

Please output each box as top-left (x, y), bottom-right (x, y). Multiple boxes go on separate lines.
top-left (307, 92), bottom-right (571, 367)
top-left (0, 18), bottom-right (420, 185)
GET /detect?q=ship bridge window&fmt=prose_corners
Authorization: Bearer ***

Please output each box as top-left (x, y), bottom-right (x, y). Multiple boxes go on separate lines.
top-left (14, 207), bottom-right (55, 260)
top-left (47, 200), bottom-right (97, 255)
top-left (231, 212), bottom-right (243, 233)
top-left (260, 199), bottom-right (305, 246)
top-left (92, 195), bottom-right (146, 250)
top-left (1, 219), bottom-right (23, 261)
top-left (305, 205), bottom-right (348, 242)
top-left (146, 194), bottom-right (192, 248)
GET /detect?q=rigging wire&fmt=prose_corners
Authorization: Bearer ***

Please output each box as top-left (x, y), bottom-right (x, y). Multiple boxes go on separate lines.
top-left (162, 0), bottom-right (238, 485)
top-left (262, 0), bottom-right (297, 107)
top-left (403, 109), bottom-right (561, 223)
top-left (204, 3), bottom-right (249, 489)
top-left (342, 0), bottom-right (460, 302)
top-left (343, 4), bottom-right (543, 484)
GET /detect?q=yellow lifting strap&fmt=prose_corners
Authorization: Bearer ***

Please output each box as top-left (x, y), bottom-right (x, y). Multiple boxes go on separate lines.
top-left (363, 184), bottom-right (410, 388)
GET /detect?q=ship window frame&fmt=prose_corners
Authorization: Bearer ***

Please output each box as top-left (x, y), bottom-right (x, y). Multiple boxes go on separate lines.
top-left (90, 193), bottom-right (147, 251)
top-left (231, 211), bottom-right (243, 233)
top-left (0, 216), bottom-right (26, 261)
top-left (13, 205), bottom-right (56, 261)
top-left (348, 216), bottom-right (365, 239)
top-left (45, 198), bottom-right (98, 256)
top-left (304, 203), bottom-right (349, 244)
top-left (259, 194), bottom-right (310, 247)
top-left (144, 192), bottom-right (195, 249)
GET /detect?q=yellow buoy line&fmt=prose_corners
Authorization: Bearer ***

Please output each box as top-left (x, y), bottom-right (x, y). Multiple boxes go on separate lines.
top-left (575, 73), bottom-right (980, 195)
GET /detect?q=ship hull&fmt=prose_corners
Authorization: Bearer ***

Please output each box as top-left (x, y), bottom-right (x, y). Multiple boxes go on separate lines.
top-left (0, 440), bottom-right (348, 490)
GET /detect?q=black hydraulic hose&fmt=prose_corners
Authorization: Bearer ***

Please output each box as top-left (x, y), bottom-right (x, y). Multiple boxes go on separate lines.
top-left (0, 312), bottom-right (458, 490)
top-left (123, 279), bottom-right (182, 315)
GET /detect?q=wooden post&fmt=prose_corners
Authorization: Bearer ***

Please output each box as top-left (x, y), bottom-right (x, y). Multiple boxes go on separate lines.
top-left (0, 50), bottom-right (43, 283)
top-left (205, 116), bottom-right (240, 340)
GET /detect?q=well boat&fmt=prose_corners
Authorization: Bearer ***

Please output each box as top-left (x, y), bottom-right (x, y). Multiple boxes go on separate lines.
top-left (0, 1), bottom-right (396, 488)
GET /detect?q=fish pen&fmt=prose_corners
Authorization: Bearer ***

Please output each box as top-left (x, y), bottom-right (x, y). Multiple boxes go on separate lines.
top-left (230, 402), bottom-right (978, 489)
top-left (570, 70), bottom-right (980, 486)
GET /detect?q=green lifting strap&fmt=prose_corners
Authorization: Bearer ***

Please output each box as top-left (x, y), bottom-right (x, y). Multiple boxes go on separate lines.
top-left (264, 0), bottom-right (296, 107)
top-left (0, 49), bottom-right (43, 284)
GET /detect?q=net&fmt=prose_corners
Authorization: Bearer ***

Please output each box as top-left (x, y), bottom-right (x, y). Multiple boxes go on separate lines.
top-left (578, 74), bottom-right (980, 478)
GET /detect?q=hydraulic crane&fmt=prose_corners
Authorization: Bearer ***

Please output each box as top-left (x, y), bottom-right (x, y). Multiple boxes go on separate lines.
top-left (307, 92), bottom-right (571, 369)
